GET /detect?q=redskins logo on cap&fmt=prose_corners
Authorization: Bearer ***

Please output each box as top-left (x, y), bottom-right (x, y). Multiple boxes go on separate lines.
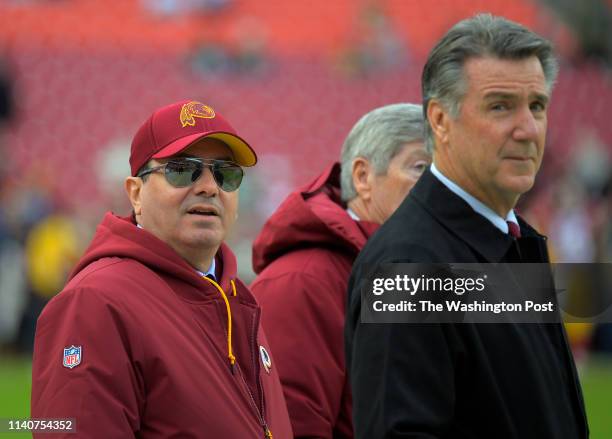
top-left (180, 101), bottom-right (216, 127)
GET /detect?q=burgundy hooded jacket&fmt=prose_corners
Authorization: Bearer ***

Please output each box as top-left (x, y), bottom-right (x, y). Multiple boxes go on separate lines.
top-left (251, 164), bottom-right (378, 438)
top-left (31, 213), bottom-right (293, 438)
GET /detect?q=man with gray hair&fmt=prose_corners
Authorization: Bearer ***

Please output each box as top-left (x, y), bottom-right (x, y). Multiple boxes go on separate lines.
top-left (251, 103), bottom-right (430, 438)
top-left (346, 14), bottom-right (588, 438)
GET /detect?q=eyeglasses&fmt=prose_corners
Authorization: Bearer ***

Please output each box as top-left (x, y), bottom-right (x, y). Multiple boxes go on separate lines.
top-left (137, 157), bottom-right (244, 192)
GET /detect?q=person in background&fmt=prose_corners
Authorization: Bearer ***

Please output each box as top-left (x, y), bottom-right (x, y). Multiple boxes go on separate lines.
top-left (251, 103), bottom-right (430, 438)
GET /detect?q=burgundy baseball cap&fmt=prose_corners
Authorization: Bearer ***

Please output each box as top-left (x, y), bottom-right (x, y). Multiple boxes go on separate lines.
top-left (129, 100), bottom-right (257, 176)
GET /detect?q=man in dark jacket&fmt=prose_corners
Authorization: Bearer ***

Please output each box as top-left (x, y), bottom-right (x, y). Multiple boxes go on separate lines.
top-left (31, 100), bottom-right (293, 438)
top-left (345, 14), bottom-right (589, 439)
top-left (251, 103), bottom-right (430, 438)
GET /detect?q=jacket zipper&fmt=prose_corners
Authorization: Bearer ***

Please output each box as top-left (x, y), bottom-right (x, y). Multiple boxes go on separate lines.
top-left (222, 298), bottom-right (271, 438)
top-left (250, 308), bottom-right (270, 438)
top-left (234, 363), bottom-right (271, 438)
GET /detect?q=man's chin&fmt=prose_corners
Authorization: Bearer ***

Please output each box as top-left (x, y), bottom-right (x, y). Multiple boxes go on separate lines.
top-left (502, 175), bottom-right (536, 196)
top-left (181, 232), bottom-right (224, 250)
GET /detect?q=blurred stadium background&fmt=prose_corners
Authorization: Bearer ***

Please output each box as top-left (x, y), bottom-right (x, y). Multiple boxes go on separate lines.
top-left (0, 0), bottom-right (610, 437)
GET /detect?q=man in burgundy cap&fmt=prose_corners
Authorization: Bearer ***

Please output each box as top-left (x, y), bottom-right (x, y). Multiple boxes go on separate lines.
top-left (31, 100), bottom-right (293, 438)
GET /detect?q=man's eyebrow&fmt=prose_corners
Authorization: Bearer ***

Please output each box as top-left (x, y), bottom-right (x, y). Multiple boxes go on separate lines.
top-left (483, 92), bottom-right (516, 101)
top-left (531, 92), bottom-right (549, 104)
top-left (174, 153), bottom-right (234, 160)
top-left (483, 91), bottom-right (549, 104)
top-left (409, 149), bottom-right (432, 159)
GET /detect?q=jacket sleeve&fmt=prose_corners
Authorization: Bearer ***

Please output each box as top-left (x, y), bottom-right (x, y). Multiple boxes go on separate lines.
top-left (345, 267), bottom-right (460, 439)
top-left (31, 287), bottom-right (144, 438)
top-left (252, 270), bottom-right (349, 439)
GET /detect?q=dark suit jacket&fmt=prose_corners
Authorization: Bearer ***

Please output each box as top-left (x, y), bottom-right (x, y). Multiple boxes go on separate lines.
top-left (345, 168), bottom-right (588, 438)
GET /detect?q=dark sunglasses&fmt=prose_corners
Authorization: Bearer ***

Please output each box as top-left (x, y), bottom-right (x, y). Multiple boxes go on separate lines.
top-left (137, 157), bottom-right (244, 192)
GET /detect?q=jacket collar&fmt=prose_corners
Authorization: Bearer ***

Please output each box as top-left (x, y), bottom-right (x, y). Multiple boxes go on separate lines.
top-left (408, 169), bottom-right (547, 262)
top-left (430, 163), bottom-right (519, 233)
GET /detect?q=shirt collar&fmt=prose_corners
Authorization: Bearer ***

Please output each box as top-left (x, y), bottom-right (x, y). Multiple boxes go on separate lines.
top-left (137, 223), bottom-right (216, 279)
top-left (430, 163), bottom-right (518, 234)
top-left (346, 207), bottom-right (360, 221)
top-left (196, 258), bottom-right (216, 280)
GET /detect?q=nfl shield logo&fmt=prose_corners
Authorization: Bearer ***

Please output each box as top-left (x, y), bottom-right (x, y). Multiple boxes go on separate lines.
top-left (63, 345), bottom-right (82, 369)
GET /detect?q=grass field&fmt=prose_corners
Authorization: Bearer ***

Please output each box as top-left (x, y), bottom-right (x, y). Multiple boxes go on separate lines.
top-left (0, 356), bottom-right (32, 439)
top-left (579, 356), bottom-right (612, 439)
top-left (0, 354), bottom-right (610, 438)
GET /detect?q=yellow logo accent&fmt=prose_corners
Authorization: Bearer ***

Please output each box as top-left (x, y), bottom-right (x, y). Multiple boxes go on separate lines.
top-left (180, 101), bottom-right (216, 127)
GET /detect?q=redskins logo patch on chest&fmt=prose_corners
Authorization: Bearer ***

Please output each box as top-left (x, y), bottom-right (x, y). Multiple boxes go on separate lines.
top-left (259, 345), bottom-right (272, 374)
top-left (180, 101), bottom-right (216, 127)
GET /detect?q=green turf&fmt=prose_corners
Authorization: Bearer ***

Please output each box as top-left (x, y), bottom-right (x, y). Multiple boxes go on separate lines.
top-left (0, 353), bottom-right (610, 437)
top-left (0, 355), bottom-right (31, 438)
top-left (580, 355), bottom-right (612, 439)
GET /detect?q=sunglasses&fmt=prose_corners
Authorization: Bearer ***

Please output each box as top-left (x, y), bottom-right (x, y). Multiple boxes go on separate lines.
top-left (137, 157), bottom-right (244, 192)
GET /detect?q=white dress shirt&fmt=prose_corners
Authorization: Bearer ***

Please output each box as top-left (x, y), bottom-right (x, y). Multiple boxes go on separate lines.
top-left (430, 163), bottom-right (519, 235)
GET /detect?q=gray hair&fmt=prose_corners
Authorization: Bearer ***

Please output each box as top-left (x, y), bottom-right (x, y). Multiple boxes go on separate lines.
top-left (340, 103), bottom-right (424, 202)
top-left (422, 13), bottom-right (559, 153)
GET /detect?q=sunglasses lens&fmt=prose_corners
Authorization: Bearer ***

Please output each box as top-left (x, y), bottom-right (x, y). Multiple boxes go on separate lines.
top-left (213, 164), bottom-right (243, 192)
top-left (164, 161), bottom-right (201, 187)
top-left (162, 159), bottom-right (243, 191)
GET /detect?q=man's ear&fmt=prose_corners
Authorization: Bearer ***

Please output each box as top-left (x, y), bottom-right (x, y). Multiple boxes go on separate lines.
top-left (427, 99), bottom-right (452, 148)
top-left (125, 176), bottom-right (144, 216)
top-left (352, 157), bottom-right (373, 202)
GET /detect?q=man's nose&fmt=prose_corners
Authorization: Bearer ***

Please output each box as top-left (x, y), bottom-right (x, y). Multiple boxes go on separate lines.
top-left (192, 166), bottom-right (219, 196)
top-left (512, 106), bottom-right (541, 143)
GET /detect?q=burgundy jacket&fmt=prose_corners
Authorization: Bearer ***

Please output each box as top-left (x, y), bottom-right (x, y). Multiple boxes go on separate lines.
top-left (251, 164), bottom-right (378, 438)
top-left (31, 213), bottom-right (293, 438)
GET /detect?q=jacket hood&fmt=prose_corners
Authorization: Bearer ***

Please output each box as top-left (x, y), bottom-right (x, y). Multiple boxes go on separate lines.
top-left (252, 163), bottom-right (379, 274)
top-left (69, 212), bottom-right (239, 294)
